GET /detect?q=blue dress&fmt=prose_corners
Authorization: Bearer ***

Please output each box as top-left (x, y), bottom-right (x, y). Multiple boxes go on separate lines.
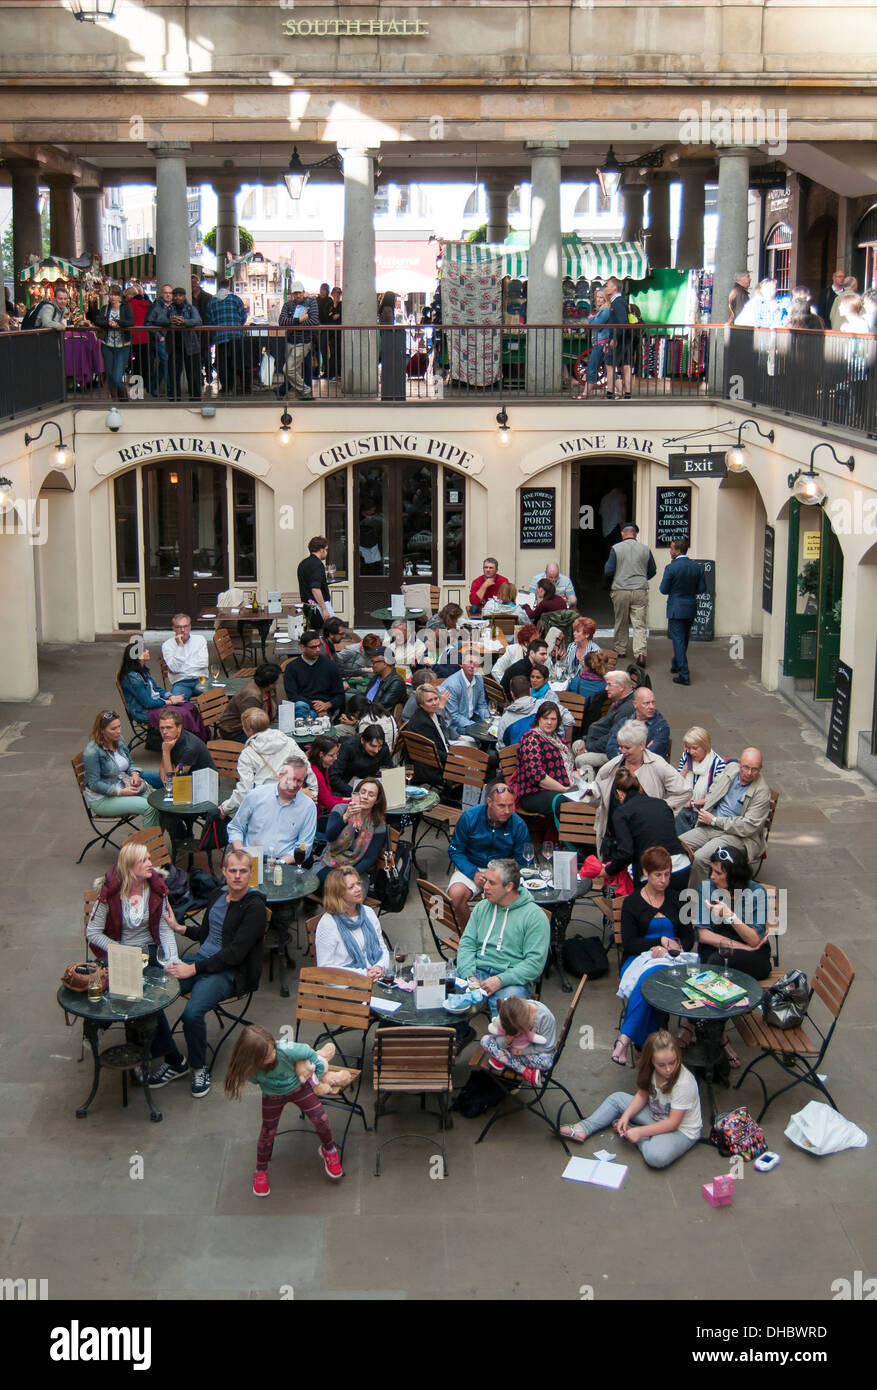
top-left (619, 911), bottom-right (674, 1046)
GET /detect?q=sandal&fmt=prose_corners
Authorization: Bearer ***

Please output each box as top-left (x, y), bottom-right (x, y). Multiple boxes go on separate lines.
top-left (611, 1038), bottom-right (631, 1066)
top-left (724, 1040), bottom-right (741, 1069)
top-left (559, 1122), bottom-right (589, 1143)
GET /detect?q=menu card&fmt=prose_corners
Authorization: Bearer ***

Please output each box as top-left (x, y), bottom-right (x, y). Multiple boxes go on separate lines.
top-left (107, 942), bottom-right (143, 1000)
top-left (244, 845), bottom-right (264, 886)
top-left (553, 850), bottom-right (578, 891)
top-left (381, 766), bottom-right (406, 809)
top-left (278, 701), bottom-right (296, 733)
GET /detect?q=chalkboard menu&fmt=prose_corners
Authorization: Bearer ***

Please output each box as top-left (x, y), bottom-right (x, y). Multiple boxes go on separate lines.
top-left (520, 487), bottom-right (556, 549)
top-left (655, 487), bottom-right (692, 548)
top-left (826, 660), bottom-right (852, 767)
top-left (690, 559), bottom-right (715, 642)
top-left (762, 524), bottom-right (775, 614)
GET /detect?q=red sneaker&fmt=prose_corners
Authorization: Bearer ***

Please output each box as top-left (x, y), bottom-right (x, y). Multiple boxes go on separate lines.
top-left (522, 1066), bottom-right (543, 1087)
top-left (487, 1057), bottom-right (506, 1073)
top-left (319, 1145), bottom-right (343, 1180)
top-left (252, 1170), bottom-right (270, 1198)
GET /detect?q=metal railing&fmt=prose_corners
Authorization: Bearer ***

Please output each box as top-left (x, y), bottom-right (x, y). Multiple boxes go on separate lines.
top-left (723, 325), bottom-right (877, 438)
top-left (1, 322), bottom-right (875, 439)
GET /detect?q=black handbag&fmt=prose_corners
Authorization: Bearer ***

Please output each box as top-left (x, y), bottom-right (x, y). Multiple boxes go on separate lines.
top-left (674, 805), bottom-right (699, 834)
top-left (761, 969), bottom-right (808, 1030)
top-left (562, 934), bottom-right (609, 979)
top-left (369, 841), bottom-right (413, 914)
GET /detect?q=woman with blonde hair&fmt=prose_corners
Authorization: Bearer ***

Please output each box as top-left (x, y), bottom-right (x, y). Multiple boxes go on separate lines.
top-left (675, 726), bottom-right (726, 833)
top-left (314, 867), bottom-right (389, 976)
top-left (86, 840), bottom-right (187, 1086)
top-left (82, 709), bottom-right (162, 827)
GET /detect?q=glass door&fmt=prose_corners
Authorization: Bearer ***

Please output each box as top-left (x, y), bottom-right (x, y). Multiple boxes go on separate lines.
top-left (782, 499), bottom-right (821, 678)
top-left (352, 459), bottom-right (436, 624)
top-left (815, 511), bottom-right (844, 700)
top-left (143, 461), bottom-right (228, 628)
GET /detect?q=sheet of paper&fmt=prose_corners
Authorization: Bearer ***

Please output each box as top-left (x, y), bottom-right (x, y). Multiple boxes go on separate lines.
top-left (561, 787), bottom-right (589, 802)
top-left (562, 1157), bottom-right (628, 1189)
top-left (107, 942), bottom-right (144, 1000)
top-left (592, 1149), bottom-right (617, 1163)
top-left (244, 844), bottom-right (263, 885)
top-left (370, 997), bottom-right (403, 1014)
top-left (172, 774), bottom-right (193, 804)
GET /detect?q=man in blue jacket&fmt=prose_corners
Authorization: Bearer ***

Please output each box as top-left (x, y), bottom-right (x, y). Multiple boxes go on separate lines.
top-left (447, 782), bottom-right (530, 927)
top-left (441, 650), bottom-right (490, 739)
top-left (659, 537), bottom-right (706, 685)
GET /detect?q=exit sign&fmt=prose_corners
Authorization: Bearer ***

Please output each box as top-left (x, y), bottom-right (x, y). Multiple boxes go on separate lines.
top-left (668, 451), bottom-right (727, 479)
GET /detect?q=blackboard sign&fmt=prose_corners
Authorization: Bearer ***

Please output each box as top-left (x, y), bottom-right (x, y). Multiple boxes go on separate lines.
top-left (520, 487), bottom-right (555, 549)
top-left (668, 451), bottom-right (727, 480)
top-left (826, 660), bottom-right (852, 767)
top-left (762, 524), bottom-right (775, 614)
top-left (690, 559), bottom-right (715, 642)
top-left (655, 487), bottom-right (692, 548)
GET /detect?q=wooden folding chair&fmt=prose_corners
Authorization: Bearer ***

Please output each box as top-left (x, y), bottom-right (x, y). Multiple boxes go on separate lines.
top-left (419, 745), bottom-right (489, 849)
top-left (398, 727), bottom-right (444, 786)
top-left (291, 967), bottom-right (373, 1156)
top-left (558, 689), bottom-right (586, 735)
top-left (193, 688), bottom-right (229, 738)
top-left (471, 974), bottom-right (589, 1154)
top-left (212, 627), bottom-right (239, 676)
top-left (556, 799), bottom-right (597, 857)
top-left (206, 739), bottom-right (244, 778)
top-left (372, 1026), bottom-right (456, 1175)
top-left (71, 753), bottom-right (139, 864)
top-left (733, 943), bottom-right (854, 1121)
top-left (752, 789), bottom-right (780, 880)
top-left (121, 825), bottom-right (172, 868)
top-left (416, 879), bottom-right (463, 961)
top-left (483, 674), bottom-right (507, 711)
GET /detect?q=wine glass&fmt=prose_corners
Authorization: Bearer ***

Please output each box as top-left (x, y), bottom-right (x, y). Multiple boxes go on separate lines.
top-left (265, 845), bottom-right (276, 873)
top-left (540, 842), bottom-right (554, 880)
top-left (210, 664), bottom-right (220, 686)
top-left (293, 843), bottom-right (307, 869)
top-left (155, 944), bottom-right (173, 983)
top-left (404, 762), bottom-right (415, 784)
top-left (717, 937), bottom-right (733, 975)
top-left (393, 942), bottom-right (409, 980)
top-left (162, 773), bottom-right (174, 803)
top-left (522, 842), bottom-right (535, 874)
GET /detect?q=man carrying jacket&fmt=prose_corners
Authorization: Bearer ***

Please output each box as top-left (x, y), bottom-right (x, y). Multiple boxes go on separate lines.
top-left (455, 858), bottom-right (549, 1015)
top-left (660, 537), bottom-right (706, 685)
top-left (447, 783), bottom-right (529, 927)
top-left (166, 848), bottom-right (266, 1097)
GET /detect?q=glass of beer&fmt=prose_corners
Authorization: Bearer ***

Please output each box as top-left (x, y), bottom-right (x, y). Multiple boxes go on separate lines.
top-left (87, 964), bottom-right (103, 1003)
top-left (293, 843), bottom-right (307, 868)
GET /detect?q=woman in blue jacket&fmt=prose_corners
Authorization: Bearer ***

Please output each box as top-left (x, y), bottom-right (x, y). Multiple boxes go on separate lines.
top-left (118, 643), bottom-right (208, 740)
top-left (575, 287), bottom-right (612, 397)
top-left (82, 710), bottom-right (162, 827)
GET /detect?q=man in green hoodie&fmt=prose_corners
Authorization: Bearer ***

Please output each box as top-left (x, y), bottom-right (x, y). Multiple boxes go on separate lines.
top-left (455, 858), bottom-right (550, 1016)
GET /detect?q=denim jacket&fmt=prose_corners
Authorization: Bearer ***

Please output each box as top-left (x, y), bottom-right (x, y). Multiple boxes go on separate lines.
top-left (82, 738), bottom-right (136, 795)
top-left (120, 669), bottom-right (169, 722)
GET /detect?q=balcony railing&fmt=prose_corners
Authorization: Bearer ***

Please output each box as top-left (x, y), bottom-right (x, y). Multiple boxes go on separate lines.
top-left (1, 322), bottom-right (875, 439)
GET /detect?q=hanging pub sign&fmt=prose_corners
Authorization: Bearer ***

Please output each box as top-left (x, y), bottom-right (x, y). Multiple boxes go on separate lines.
top-left (520, 487), bottom-right (555, 549)
top-left (655, 486), bottom-right (692, 548)
top-left (667, 451), bottom-right (727, 480)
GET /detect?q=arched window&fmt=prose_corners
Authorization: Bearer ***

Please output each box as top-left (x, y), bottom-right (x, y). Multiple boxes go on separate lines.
top-left (854, 204), bottom-right (877, 290)
top-left (764, 222), bottom-right (793, 292)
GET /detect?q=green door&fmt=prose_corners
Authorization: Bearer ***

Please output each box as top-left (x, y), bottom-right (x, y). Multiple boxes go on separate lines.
top-left (783, 499), bottom-right (821, 677)
top-left (815, 510), bottom-right (844, 700)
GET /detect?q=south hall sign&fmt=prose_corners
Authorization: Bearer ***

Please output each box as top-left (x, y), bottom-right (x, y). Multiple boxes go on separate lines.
top-left (307, 432), bottom-right (484, 475)
top-left (283, 17), bottom-right (429, 37)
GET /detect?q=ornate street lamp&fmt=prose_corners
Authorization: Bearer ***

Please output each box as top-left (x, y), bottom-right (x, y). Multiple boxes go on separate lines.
top-left (70, 1), bottom-right (119, 21)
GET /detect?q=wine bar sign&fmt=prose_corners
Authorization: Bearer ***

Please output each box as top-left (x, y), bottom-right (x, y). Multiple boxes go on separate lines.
top-left (520, 488), bottom-right (556, 549)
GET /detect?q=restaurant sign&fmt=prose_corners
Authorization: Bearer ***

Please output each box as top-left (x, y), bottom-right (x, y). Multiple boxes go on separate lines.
top-left (93, 436), bottom-right (270, 478)
top-left (307, 432), bottom-right (484, 475)
top-left (283, 16), bottom-right (429, 38)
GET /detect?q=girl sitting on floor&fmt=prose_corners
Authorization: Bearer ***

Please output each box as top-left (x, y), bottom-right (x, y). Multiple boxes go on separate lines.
top-left (224, 1024), bottom-right (344, 1197)
top-left (560, 1029), bottom-right (702, 1168)
top-left (481, 995), bottom-right (557, 1087)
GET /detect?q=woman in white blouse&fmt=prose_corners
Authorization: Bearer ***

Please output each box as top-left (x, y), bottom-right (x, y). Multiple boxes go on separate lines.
top-left (314, 868), bottom-right (389, 978)
top-left (677, 726), bottom-right (726, 801)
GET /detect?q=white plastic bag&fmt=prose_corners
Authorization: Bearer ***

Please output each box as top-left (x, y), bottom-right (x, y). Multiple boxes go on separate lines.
top-left (259, 350), bottom-right (275, 387)
top-left (784, 1101), bottom-right (868, 1156)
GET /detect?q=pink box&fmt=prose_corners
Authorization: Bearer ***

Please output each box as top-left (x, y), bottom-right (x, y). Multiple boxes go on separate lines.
top-left (702, 1175), bottom-right (735, 1207)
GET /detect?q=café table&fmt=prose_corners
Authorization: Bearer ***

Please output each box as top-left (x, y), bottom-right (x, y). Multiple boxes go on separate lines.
top-left (640, 964), bottom-right (766, 1120)
top-left (200, 605), bottom-right (296, 662)
top-left (368, 607), bottom-right (426, 631)
top-left (146, 788), bottom-right (218, 863)
top-left (57, 966), bottom-right (181, 1123)
top-left (461, 720), bottom-right (498, 748)
top-left (370, 979), bottom-right (477, 1061)
top-left (385, 786), bottom-right (439, 874)
top-left (256, 863), bottom-right (320, 997)
top-left (523, 873), bottom-right (592, 992)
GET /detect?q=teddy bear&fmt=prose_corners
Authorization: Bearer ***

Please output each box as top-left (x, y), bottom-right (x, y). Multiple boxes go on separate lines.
top-left (294, 1040), bottom-right (358, 1095)
top-left (487, 1017), bottom-right (547, 1055)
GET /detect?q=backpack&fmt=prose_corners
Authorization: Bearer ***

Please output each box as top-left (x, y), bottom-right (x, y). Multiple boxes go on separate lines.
top-left (451, 1070), bottom-right (507, 1117)
top-left (20, 303), bottom-right (46, 330)
top-left (369, 840), bottom-right (412, 914)
top-left (562, 934), bottom-right (609, 979)
top-left (709, 1106), bottom-right (768, 1161)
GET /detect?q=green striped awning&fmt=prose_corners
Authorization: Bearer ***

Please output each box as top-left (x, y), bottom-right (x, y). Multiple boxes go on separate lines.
top-left (102, 253), bottom-right (206, 283)
top-left (443, 237), bottom-right (647, 281)
top-left (19, 256), bottom-right (82, 282)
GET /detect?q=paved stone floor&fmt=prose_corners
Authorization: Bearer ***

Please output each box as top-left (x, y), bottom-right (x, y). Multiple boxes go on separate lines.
top-left (1, 636), bottom-right (874, 1302)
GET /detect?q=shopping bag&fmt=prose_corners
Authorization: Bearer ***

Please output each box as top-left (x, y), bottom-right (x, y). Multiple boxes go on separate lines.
top-left (784, 1101), bottom-right (868, 1156)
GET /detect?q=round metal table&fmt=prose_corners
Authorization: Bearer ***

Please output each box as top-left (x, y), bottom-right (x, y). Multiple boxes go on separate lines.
top-left (385, 787), bottom-right (440, 875)
top-left (57, 967), bottom-right (181, 1123)
top-left (369, 607), bottom-right (426, 630)
top-left (370, 981), bottom-right (478, 1050)
top-left (641, 964), bottom-right (765, 1118)
top-left (146, 788), bottom-right (218, 863)
top-left (256, 864), bottom-right (320, 997)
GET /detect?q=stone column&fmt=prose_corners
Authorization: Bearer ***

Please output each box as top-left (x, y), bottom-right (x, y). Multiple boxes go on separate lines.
top-left (714, 146), bottom-right (752, 322)
top-left (46, 173), bottom-right (77, 259)
top-left (339, 145), bottom-right (378, 396)
top-left (676, 173), bottom-right (705, 269)
top-left (525, 140), bottom-right (567, 395)
top-left (8, 159), bottom-right (43, 280)
top-left (0, 531), bottom-right (39, 699)
top-left (622, 182), bottom-right (645, 243)
top-left (485, 179), bottom-right (513, 244)
top-left (646, 175), bottom-right (672, 268)
top-left (149, 141), bottom-right (191, 294)
top-left (213, 174), bottom-right (241, 275)
top-left (76, 186), bottom-right (104, 259)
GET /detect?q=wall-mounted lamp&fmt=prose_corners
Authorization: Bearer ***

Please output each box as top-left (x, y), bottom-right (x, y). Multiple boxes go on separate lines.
top-left (23, 419), bottom-right (74, 470)
top-left (496, 406), bottom-right (510, 446)
top-left (278, 411), bottom-right (293, 445)
top-left (725, 418), bottom-right (776, 473)
top-left (787, 443), bottom-right (855, 507)
top-left (169, 472), bottom-right (179, 485)
top-left (0, 477), bottom-right (15, 514)
top-left (283, 145), bottom-right (343, 200)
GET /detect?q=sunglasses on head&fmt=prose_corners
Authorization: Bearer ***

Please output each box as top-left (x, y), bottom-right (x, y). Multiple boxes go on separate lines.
top-left (101, 710), bottom-right (119, 723)
top-left (714, 847), bottom-right (735, 864)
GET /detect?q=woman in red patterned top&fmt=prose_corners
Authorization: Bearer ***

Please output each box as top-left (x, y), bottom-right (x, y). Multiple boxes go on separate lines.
top-left (515, 702), bottom-right (585, 825)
